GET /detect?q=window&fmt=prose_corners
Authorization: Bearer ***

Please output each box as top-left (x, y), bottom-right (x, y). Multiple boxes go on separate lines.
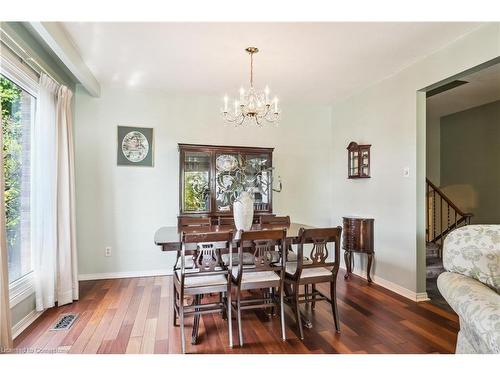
top-left (1, 66), bottom-right (36, 287)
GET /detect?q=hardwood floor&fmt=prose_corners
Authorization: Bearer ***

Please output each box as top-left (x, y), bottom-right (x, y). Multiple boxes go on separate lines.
top-left (14, 270), bottom-right (459, 354)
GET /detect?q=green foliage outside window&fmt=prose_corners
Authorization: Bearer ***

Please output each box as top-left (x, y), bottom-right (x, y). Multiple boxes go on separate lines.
top-left (184, 172), bottom-right (209, 211)
top-left (1, 76), bottom-right (23, 249)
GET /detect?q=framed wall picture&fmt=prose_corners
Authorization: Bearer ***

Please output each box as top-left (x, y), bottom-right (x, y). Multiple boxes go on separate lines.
top-left (117, 125), bottom-right (154, 167)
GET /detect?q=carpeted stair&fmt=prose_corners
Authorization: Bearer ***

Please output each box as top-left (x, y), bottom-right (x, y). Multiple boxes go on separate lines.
top-left (426, 241), bottom-right (453, 312)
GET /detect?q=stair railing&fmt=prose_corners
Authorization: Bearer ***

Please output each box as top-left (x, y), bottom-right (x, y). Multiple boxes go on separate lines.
top-left (426, 178), bottom-right (473, 256)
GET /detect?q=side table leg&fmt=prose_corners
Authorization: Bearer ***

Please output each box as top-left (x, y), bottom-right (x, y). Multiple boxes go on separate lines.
top-left (367, 254), bottom-right (373, 283)
top-left (344, 251), bottom-right (351, 280)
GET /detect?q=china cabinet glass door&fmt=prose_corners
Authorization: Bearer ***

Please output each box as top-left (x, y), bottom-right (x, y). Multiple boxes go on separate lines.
top-left (215, 153), bottom-right (242, 212)
top-left (214, 152), bottom-right (272, 213)
top-left (245, 154), bottom-right (271, 211)
top-left (182, 151), bottom-right (211, 212)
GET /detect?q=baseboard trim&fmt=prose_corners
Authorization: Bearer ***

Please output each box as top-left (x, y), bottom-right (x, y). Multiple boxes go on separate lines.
top-left (415, 292), bottom-right (431, 302)
top-left (339, 266), bottom-right (429, 302)
top-left (78, 269), bottom-right (173, 281)
top-left (12, 309), bottom-right (45, 339)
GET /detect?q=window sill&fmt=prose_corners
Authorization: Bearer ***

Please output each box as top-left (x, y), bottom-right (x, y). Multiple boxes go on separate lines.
top-left (9, 272), bottom-right (35, 308)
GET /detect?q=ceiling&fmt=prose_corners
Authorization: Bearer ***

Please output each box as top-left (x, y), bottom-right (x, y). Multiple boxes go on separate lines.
top-left (62, 22), bottom-right (484, 103)
top-left (427, 62), bottom-right (500, 118)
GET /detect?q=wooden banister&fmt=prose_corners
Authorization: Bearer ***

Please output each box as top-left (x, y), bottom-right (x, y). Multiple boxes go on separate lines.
top-left (426, 178), bottom-right (473, 258)
top-left (425, 178), bottom-right (472, 218)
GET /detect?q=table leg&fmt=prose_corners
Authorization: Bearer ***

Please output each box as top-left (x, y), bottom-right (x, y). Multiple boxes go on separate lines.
top-left (302, 315), bottom-right (313, 328)
top-left (367, 254), bottom-right (373, 283)
top-left (344, 250), bottom-right (352, 280)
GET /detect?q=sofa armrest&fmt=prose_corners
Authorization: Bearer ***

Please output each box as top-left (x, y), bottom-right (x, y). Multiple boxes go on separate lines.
top-left (438, 271), bottom-right (500, 353)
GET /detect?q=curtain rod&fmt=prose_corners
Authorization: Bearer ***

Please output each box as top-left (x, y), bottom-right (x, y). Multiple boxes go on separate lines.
top-left (0, 27), bottom-right (61, 85)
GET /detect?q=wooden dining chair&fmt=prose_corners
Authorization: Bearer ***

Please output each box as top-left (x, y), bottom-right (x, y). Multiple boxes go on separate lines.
top-left (260, 215), bottom-right (291, 225)
top-left (231, 229), bottom-right (287, 346)
top-left (284, 227), bottom-right (342, 340)
top-left (173, 231), bottom-right (234, 353)
top-left (260, 216), bottom-right (293, 260)
top-left (175, 216), bottom-right (212, 270)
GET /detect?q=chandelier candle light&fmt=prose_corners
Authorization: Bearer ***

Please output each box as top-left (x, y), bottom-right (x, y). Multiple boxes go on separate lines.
top-left (222, 47), bottom-right (280, 126)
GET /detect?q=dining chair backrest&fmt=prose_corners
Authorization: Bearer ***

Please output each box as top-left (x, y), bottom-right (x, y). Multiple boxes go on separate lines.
top-left (178, 216), bottom-right (211, 228)
top-left (181, 231), bottom-right (234, 276)
top-left (296, 227), bottom-right (342, 271)
top-left (218, 216), bottom-right (235, 226)
top-left (237, 229), bottom-right (287, 276)
top-left (260, 215), bottom-right (291, 225)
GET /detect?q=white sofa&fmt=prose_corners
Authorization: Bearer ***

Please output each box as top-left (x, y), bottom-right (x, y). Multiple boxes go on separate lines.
top-left (437, 225), bottom-right (500, 354)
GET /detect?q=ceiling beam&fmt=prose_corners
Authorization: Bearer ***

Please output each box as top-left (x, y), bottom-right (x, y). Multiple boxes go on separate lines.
top-left (28, 22), bottom-right (100, 97)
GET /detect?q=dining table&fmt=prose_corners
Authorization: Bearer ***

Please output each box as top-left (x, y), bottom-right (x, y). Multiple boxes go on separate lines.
top-left (154, 222), bottom-right (315, 251)
top-left (154, 222), bottom-right (317, 343)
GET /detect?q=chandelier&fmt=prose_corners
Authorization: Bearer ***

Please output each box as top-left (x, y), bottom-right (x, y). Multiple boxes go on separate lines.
top-left (222, 47), bottom-right (280, 126)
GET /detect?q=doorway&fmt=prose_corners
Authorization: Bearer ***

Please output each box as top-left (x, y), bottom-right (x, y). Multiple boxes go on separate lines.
top-left (423, 62), bottom-right (500, 310)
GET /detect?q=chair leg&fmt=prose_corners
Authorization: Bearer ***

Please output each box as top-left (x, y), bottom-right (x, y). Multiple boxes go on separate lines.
top-left (304, 284), bottom-right (309, 305)
top-left (220, 292), bottom-right (227, 320)
top-left (172, 283), bottom-right (178, 327)
top-left (236, 289), bottom-right (244, 347)
top-left (330, 280), bottom-right (340, 333)
top-left (280, 285), bottom-right (286, 341)
top-left (269, 287), bottom-right (275, 316)
top-left (191, 295), bottom-right (201, 345)
top-left (311, 284), bottom-right (317, 310)
top-left (294, 283), bottom-right (304, 340)
top-left (179, 303), bottom-right (186, 354)
top-left (227, 289), bottom-right (233, 348)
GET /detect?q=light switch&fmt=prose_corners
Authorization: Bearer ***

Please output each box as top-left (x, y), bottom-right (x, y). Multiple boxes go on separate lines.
top-left (403, 167), bottom-right (410, 178)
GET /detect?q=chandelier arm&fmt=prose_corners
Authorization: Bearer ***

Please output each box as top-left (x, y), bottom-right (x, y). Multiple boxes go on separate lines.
top-left (238, 114), bottom-right (245, 126)
top-left (223, 112), bottom-right (236, 122)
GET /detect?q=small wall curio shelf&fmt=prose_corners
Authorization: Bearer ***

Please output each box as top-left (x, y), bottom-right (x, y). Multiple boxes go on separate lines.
top-left (347, 141), bottom-right (371, 179)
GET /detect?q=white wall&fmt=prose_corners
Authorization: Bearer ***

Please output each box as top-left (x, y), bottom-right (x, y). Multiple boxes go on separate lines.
top-left (331, 24), bottom-right (500, 295)
top-left (74, 85), bottom-right (332, 277)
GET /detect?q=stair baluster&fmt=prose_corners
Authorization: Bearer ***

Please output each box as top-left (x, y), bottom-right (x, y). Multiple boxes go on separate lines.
top-left (425, 178), bottom-right (473, 259)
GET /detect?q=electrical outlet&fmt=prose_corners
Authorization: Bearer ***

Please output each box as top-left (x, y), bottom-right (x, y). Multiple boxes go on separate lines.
top-left (105, 246), bottom-right (112, 257)
top-left (403, 167), bottom-right (410, 178)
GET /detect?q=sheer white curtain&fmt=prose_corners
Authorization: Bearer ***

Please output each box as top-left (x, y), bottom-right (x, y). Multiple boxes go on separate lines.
top-left (0, 115), bottom-right (13, 351)
top-left (33, 73), bottom-right (78, 311)
top-left (55, 85), bottom-right (78, 306)
top-left (33, 74), bottom-right (58, 310)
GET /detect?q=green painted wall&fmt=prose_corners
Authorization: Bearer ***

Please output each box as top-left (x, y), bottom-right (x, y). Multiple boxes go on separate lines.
top-left (441, 100), bottom-right (500, 224)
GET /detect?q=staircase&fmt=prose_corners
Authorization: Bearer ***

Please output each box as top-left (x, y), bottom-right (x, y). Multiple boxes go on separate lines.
top-left (426, 178), bottom-right (473, 277)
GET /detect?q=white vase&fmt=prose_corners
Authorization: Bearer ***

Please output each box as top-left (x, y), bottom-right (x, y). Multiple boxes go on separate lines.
top-left (233, 191), bottom-right (254, 231)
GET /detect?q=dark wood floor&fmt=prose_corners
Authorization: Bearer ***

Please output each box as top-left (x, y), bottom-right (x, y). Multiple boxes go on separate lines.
top-left (14, 270), bottom-right (459, 354)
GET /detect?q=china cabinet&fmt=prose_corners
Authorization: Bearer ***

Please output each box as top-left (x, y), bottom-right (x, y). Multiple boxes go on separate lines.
top-left (178, 144), bottom-right (274, 223)
top-left (347, 141), bottom-right (371, 178)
